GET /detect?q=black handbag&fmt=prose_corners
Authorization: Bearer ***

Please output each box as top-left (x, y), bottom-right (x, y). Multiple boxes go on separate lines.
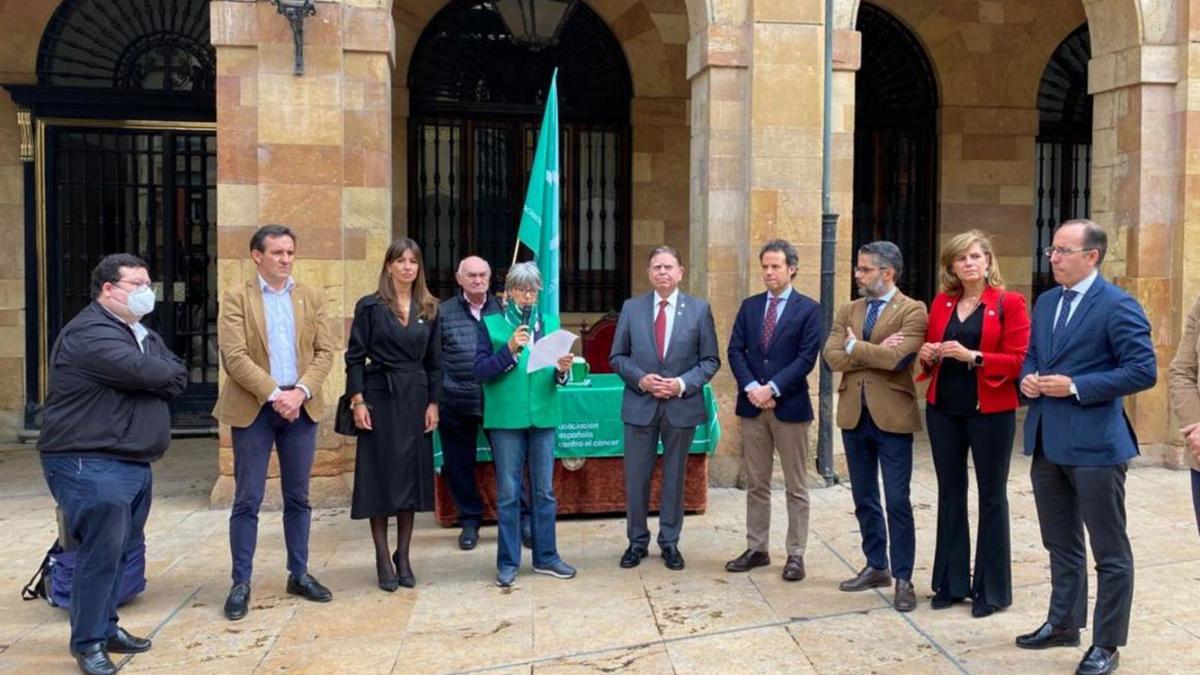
top-left (334, 394), bottom-right (358, 436)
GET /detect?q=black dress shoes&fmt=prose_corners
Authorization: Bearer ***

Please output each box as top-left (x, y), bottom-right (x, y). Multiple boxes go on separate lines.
top-left (839, 566), bottom-right (892, 592)
top-left (782, 555), bottom-right (806, 582)
top-left (893, 580), bottom-right (917, 612)
top-left (661, 546), bottom-right (685, 571)
top-left (619, 545), bottom-right (648, 568)
top-left (458, 524), bottom-right (479, 551)
top-left (1076, 646), bottom-right (1119, 675)
top-left (971, 601), bottom-right (998, 618)
top-left (376, 555), bottom-right (399, 593)
top-left (930, 591), bottom-right (964, 610)
top-left (724, 549), bottom-right (770, 573)
top-left (105, 626), bottom-right (152, 654)
top-left (1015, 622), bottom-right (1081, 650)
top-left (393, 551), bottom-right (416, 588)
top-left (224, 583), bottom-right (251, 621)
top-left (287, 573), bottom-right (333, 602)
top-left (72, 643), bottom-right (117, 675)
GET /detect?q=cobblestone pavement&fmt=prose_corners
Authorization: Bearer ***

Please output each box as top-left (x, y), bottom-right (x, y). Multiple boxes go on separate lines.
top-left (1, 439), bottom-right (1197, 674)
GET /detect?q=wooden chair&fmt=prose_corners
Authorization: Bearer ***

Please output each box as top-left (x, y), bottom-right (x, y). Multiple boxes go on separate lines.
top-left (580, 312), bottom-right (619, 374)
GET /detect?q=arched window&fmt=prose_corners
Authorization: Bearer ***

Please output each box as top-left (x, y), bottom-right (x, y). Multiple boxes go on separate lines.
top-left (407, 0), bottom-right (632, 312)
top-left (1034, 24), bottom-right (1092, 298)
top-left (9, 0), bottom-right (218, 427)
top-left (38, 0), bottom-right (215, 91)
top-left (853, 3), bottom-right (939, 302)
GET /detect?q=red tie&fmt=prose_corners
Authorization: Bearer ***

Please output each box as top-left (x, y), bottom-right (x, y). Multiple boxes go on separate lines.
top-left (655, 299), bottom-right (668, 360)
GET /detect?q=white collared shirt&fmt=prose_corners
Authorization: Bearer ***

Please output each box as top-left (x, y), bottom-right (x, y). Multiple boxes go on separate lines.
top-left (1053, 269), bottom-right (1098, 327)
top-left (100, 305), bottom-right (147, 352)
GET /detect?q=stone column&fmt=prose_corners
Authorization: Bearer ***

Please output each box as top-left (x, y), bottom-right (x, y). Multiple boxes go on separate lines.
top-left (1088, 41), bottom-right (1185, 465)
top-left (741, 0), bottom-right (827, 479)
top-left (687, 18), bottom-right (751, 484)
top-left (209, 0), bottom-right (395, 507)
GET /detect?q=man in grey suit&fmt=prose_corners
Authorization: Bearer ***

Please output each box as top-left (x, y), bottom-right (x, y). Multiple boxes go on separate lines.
top-left (610, 245), bottom-right (721, 571)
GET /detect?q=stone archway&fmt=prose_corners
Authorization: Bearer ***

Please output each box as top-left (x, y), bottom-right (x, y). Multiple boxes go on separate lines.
top-left (393, 1), bottom-right (695, 301)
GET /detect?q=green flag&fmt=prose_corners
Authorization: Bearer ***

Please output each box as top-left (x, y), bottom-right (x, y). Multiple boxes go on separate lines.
top-left (516, 70), bottom-right (561, 316)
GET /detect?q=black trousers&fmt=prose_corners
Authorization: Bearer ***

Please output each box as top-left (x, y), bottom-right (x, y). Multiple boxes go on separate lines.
top-left (1030, 446), bottom-right (1133, 647)
top-left (439, 409), bottom-right (486, 526)
top-left (926, 405), bottom-right (1015, 607)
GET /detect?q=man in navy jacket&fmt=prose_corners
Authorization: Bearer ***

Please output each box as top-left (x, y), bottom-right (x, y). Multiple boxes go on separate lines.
top-left (1015, 220), bottom-right (1157, 675)
top-left (39, 253), bottom-right (187, 675)
top-left (724, 240), bottom-right (823, 582)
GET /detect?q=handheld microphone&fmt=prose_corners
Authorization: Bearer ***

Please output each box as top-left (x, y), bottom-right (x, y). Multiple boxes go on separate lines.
top-left (522, 306), bottom-right (532, 330)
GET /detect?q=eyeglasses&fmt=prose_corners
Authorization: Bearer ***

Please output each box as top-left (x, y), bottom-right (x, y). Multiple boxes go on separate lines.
top-left (1043, 246), bottom-right (1095, 258)
top-left (509, 287), bottom-right (539, 297)
top-left (115, 279), bottom-right (151, 292)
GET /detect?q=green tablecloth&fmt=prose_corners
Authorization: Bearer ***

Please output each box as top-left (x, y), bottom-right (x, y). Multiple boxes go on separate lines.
top-left (433, 373), bottom-right (720, 469)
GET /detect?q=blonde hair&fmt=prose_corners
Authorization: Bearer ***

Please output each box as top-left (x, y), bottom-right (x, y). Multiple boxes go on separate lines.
top-left (938, 230), bottom-right (1005, 294)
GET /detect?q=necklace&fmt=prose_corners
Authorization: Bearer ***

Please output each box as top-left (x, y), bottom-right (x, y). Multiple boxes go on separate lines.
top-left (957, 292), bottom-right (982, 317)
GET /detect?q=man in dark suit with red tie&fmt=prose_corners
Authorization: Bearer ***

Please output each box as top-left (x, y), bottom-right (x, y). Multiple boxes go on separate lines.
top-left (724, 240), bottom-right (823, 581)
top-left (610, 246), bottom-right (721, 571)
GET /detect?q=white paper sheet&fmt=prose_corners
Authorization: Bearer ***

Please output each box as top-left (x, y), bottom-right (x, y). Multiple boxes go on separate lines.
top-left (526, 329), bottom-right (579, 373)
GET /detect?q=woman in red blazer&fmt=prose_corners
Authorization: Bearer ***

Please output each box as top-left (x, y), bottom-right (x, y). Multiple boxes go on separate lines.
top-left (917, 230), bottom-right (1030, 617)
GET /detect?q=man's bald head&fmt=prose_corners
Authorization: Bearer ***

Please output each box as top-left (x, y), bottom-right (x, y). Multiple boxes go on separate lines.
top-left (456, 256), bottom-right (491, 301)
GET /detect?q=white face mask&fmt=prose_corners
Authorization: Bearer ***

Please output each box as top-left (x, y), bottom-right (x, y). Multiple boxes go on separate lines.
top-left (126, 286), bottom-right (156, 318)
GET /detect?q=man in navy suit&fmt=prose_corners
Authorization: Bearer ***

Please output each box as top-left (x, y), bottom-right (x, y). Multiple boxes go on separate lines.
top-left (1015, 219), bottom-right (1156, 675)
top-left (724, 240), bottom-right (822, 582)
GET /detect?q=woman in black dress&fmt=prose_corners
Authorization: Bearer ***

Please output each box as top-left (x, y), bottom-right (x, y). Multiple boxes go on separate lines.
top-left (345, 238), bottom-right (441, 591)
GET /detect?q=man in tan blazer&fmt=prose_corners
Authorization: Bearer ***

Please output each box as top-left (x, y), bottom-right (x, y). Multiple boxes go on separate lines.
top-left (1168, 292), bottom-right (1200, 536)
top-left (213, 224), bottom-right (336, 621)
top-left (822, 240), bottom-right (927, 612)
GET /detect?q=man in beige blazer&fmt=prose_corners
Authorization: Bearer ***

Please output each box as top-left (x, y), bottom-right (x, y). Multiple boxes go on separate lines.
top-left (213, 224), bottom-right (336, 621)
top-left (822, 241), bottom-right (927, 612)
top-left (1168, 292), bottom-right (1200, 535)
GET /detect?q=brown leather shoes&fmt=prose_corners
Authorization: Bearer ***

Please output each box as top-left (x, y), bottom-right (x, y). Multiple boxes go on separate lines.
top-left (893, 580), bottom-right (916, 612)
top-left (782, 555), bottom-right (806, 582)
top-left (724, 549), bottom-right (770, 573)
top-left (839, 566), bottom-right (892, 592)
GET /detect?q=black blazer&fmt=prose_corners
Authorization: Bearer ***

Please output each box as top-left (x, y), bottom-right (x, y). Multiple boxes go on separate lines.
top-left (727, 289), bottom-right (823, 422)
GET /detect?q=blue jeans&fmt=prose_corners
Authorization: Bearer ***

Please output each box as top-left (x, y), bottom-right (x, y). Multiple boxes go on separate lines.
top-left (229, 405), bottom-right (317, 584)
top-left (842, 407), bottom-right (916, 580)
top-left (490, 427), bottom-right (560, 572)
top-left (41, 456), bottom-right (152, 652)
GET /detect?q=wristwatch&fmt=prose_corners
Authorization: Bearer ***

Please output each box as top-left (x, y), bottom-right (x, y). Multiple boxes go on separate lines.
top-left (972, 351), bottom-right (984, 367)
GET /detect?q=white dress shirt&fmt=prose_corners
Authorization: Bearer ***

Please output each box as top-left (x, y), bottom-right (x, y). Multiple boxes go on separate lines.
top-left (649, 288), bottom-right (686, 397)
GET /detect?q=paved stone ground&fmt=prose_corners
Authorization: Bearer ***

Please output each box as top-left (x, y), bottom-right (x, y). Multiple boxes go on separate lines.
top-left (1, 438), bottom-right (1197, 674)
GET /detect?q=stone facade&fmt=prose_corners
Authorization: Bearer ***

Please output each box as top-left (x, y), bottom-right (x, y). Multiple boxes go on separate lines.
top-left (208, 0), bottom-right (397, 506)
top-left (0, 0), bottom-right (1197, 497)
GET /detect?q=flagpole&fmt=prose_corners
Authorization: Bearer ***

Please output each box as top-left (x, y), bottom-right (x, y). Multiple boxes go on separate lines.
top-left (511, 241), bottom-right (520, 268)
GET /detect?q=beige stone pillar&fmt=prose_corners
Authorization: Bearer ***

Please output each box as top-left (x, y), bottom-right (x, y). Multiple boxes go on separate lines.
top-left (687, 18), bottom-right (751, 484)
top-left (209, 0), bottom-right (395, 507)
top-left (1088, 41), bottom-right (1186, 465)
